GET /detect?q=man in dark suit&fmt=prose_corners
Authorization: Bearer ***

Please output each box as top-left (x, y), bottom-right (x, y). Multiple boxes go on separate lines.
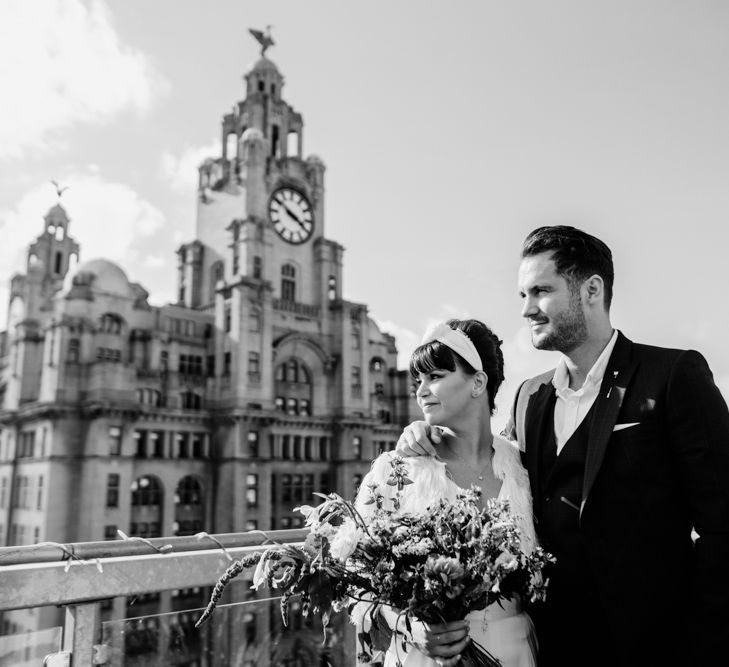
top-left (398, 226), bottom-right (729, 666)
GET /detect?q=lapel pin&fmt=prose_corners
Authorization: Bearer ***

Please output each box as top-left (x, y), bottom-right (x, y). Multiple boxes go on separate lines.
top-left (606, 371), bottom-right (619, 398)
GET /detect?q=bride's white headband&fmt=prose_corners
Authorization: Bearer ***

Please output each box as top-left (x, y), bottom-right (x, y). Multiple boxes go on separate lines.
top-left (420, 323), bottom-right (483, 372)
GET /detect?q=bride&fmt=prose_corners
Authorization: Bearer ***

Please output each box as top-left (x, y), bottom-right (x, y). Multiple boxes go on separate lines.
top-left (353, 319), bottom-right (538, 667)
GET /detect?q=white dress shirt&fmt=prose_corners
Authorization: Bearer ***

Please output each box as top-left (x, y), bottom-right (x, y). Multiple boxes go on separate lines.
top-left (552, 329), bottom-right (619, 454)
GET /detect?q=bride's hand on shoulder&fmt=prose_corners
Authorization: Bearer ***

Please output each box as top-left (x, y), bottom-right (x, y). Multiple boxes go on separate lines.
top-left (396, 421), bottom-right (443, 457)
top-left (409, 618), bottom-right (470, 666)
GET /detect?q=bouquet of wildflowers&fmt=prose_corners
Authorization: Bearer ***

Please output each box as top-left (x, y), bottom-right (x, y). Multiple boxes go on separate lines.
top-left (196, 456), bottom-right (553, 666)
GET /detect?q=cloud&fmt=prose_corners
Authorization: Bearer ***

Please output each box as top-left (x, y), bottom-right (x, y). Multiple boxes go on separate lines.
top-left (0, 170), bottom-right (166, 325)
top-left (142, 255), bottom-right (167, 270)
top-left (0, 0), bottom-right (167, 160)
top-left (160, 139), bottom-right (219, 193)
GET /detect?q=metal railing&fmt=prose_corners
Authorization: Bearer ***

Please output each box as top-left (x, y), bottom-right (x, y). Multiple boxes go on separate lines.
top-left (0, 529), bottom-right (310, 665)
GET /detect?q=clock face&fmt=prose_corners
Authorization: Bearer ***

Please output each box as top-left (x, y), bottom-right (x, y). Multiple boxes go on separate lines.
top-left (269, 188), bottom-right (314, 244)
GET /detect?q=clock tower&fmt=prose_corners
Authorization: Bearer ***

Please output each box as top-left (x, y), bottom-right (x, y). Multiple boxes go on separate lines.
top-left (176, 33), bottom-right (412, 532)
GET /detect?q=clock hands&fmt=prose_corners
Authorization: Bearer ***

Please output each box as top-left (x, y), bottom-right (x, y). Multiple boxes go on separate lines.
top-left (282, 203), bottom-right (310, 231)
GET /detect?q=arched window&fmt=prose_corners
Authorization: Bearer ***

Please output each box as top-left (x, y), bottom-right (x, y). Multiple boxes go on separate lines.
top-left (181, 392), bottom-right (202, 410)
top-left (173, 476), bottom-right (204, 537)
top-left (99, 313), bottom-right (123, 334)
top-left (131, 475), bottom-right (162, 506)
top-left (67, 339), bottom-right (80, 363)
top-left (328, 275), bottom-right (337, 301)
top-left (281, 263), bottom-right (296, 302)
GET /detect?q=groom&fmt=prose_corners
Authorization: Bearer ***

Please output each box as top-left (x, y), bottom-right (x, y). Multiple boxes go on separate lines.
top-left (398, 226), bottom-right (729, 666)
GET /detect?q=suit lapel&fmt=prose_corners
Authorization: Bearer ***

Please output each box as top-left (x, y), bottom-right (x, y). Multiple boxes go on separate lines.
top-left (524, 380), bottom-right (556, 502)
top-left (580, 332), bottom-right (638, 518)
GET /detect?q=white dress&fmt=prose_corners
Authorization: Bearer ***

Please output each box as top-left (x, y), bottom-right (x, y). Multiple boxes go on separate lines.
top-left (353, 435), bottom-right (538, 667)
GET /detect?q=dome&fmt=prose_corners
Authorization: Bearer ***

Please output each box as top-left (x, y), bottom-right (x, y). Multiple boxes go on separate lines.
top-left (63, 258), bottom-right (133, 299)
top-left (241, 127), bottom-right (265, 143)
top-left (44, 203), bottom-right (70, 224)
top-left (246, 56), bottom-right (281, 76)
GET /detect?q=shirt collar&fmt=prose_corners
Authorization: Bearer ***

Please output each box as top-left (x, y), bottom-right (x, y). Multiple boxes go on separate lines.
top-left (552, 329), bottom-right (619, 394)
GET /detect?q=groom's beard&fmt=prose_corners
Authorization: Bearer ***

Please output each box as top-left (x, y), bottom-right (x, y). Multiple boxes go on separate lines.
top-left (532, 289), bottom-right (587, 354)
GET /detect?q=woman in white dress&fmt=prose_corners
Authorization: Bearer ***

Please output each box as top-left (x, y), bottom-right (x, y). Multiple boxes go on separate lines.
top-left (353, 319), bottom-right (538, 667)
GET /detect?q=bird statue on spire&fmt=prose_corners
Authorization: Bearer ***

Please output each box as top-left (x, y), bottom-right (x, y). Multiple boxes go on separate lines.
top-left (248, 25), bottom-right (274, 57)
top-left (50, 180), bottom-right (69, 199)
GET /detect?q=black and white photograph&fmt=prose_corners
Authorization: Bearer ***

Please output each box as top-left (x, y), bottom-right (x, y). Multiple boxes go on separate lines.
top-left (0, 1), bottom-right (728, 665)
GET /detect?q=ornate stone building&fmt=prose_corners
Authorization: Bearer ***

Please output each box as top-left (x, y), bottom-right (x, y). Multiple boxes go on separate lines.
top-left (0, 44), bottom-right (417, 661)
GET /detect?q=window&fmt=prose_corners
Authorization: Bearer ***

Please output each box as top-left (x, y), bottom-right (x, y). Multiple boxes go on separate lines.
top-left (19, 431), bottom-right (35, 458)
top-left (160, 350), bottom-right (169, 371)
top-left (253, 256), bottom-right (262, 279)
top-left (246, 474), bottom-right (258, 507)
top-left (319, 437), bottom-right (330, 460)
top-left (281, 263), bottom-right (296, 302)
top-left (375, 383), bottom-right (385, 395)
top-left (328, 275), bottom-right (337, 301)
top-left (249, 309), bottom-right (261, 332)
top-left (286, 398), bottom-right (297, 415)
top-left (287, 359), bottom-right (299, 383)
top-left (149, 431), bottom-right (164, 458)
top-left (0, 478), bottom-right (5, 508)
top-left (353, 436), bottom-right (362, 459)
top-left (282, 435), bottom-right (291, 460)
top-left (176, 476), bottom-right (202, 505)
top-left (134, 431), bottom-right (147, 457)
top-left (299, 399), bottom-right (311, 416)
top-left (107, 474), bottom-right (120, 507)
top-left (181, 392), bottom-right (202, 410)
top-left (37, 475), bottom-right (43, 510)
top-left (351, 366), bottom-right (362, 391)
top-left (248, 351), bottom-right (260, 377)
top-left (224, 303), bottom-right (232, 332)
top-left (351, 327), bottom-right (361, 350)
top-left (131, 476), bottom-right (162, 506)
top-left (176, 433), bottom-right (188, 458)
top-left (67, 338), bottom-right (80, 363)
top-left (275, 396), bottom-right (285, 412)
top-left (100, 313), bottom-right (123, 334)
top-left (247, 431), bottom-right (259, 457)
top-left (192, 433), bottom-right (204, 458)
top-left (179, 354), bottom-right (203, 376)
top-left (206, 354), bottom-right (215, 377)
top-left (223, 352), bottom-right (232, 376)
top-left (96, 347), bottom-right (122, 363)
top-left (371, 358), bottom-right (383, 372)
top-left (109, 426), bottom-right (122, 456)
top-left (210, 261), bottom-right (224, 301)
top-left (104, 525), bottom-right (118, 540)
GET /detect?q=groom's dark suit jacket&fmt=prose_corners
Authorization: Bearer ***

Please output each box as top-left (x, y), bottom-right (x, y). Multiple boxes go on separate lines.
top-left (506, 331), bottom-right (729, 666)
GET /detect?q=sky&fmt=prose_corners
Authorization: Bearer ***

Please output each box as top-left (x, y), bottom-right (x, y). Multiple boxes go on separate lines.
top-left (1, 0), bottom-right (727, 428)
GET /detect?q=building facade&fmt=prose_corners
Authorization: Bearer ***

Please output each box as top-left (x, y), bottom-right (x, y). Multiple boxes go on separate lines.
top-left (0, 46), bottom-right (417, 662)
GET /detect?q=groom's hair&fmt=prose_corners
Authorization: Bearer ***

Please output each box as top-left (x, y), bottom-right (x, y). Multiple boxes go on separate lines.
top-left (410, 319), bottom-right (504, 414)
top-left (521, 225), bottom-right (614, 308)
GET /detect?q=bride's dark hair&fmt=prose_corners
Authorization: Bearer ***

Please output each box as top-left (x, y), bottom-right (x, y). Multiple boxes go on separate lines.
top-left (409, 319), bottom-right (505, 414)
